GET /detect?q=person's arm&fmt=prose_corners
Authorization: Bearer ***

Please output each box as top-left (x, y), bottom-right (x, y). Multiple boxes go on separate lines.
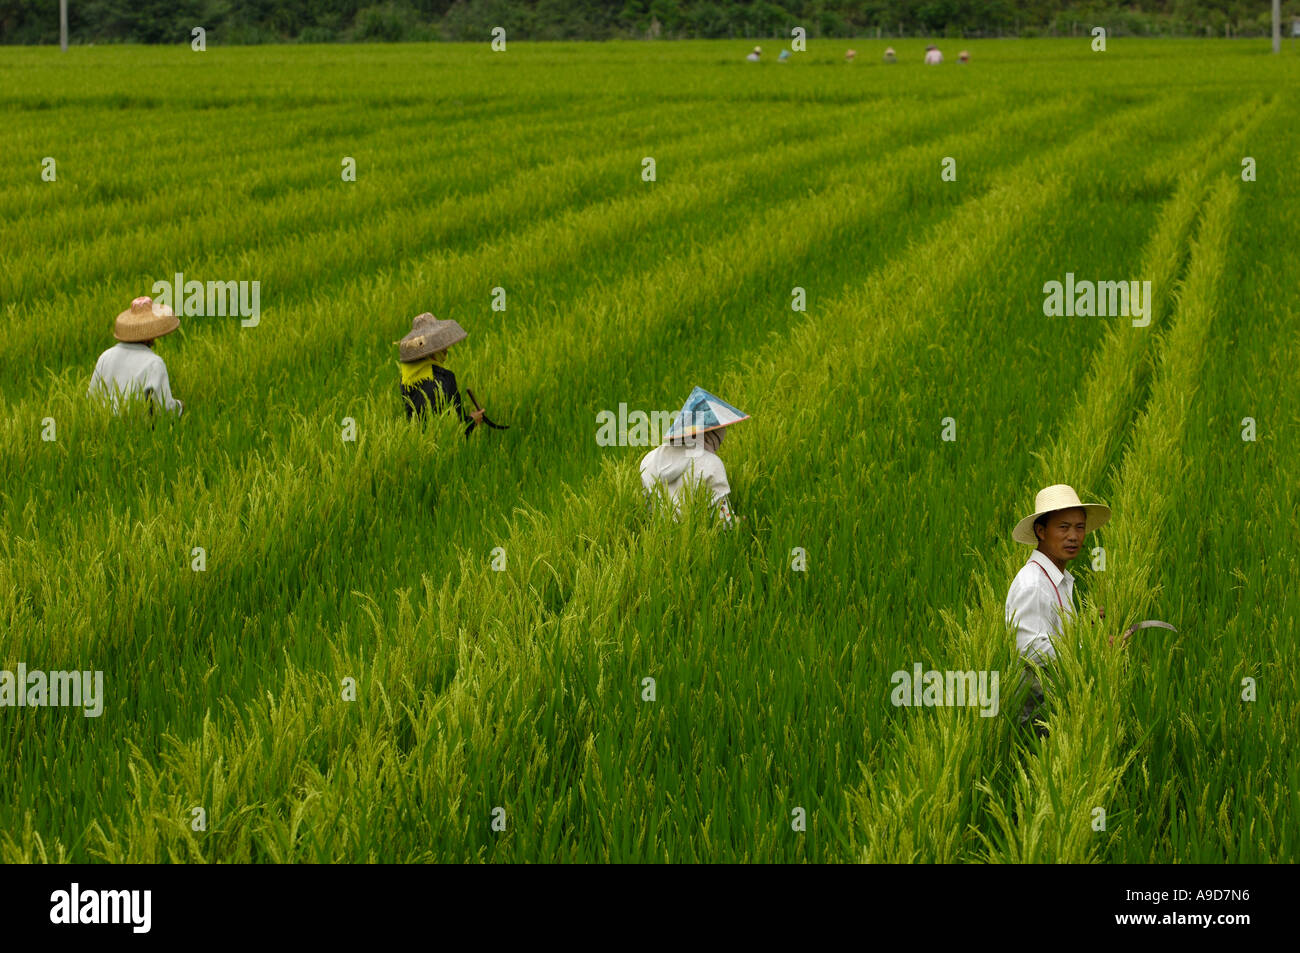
top-left (701, 456), bottom-right (735, 525)
top-left (714, 496), bottom-right (735, 525)
top-left (1006, 581), bottom-right (1057, 666)
top-left (453, 381), bottom-right (489, 434)
top-left (88, 355), bottom-right (105, 398)
top-left (436, 369), bottom-right (478, 436)
top-left (453, 387), bottom-right (478, 436)
top-left (148, 359), bottom-right (183, 416)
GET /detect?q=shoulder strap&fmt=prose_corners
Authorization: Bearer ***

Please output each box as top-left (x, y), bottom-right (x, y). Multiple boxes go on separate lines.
top-left (1031, 560), bottom-right (1065, 610)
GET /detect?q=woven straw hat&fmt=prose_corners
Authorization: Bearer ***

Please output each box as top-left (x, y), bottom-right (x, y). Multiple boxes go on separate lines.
top-left (114, 296), bottom-right (179, 343)
top-left (1013, 484), bottom-right (1111, 545)
top-left (395, 313), bottom-right (467, 362)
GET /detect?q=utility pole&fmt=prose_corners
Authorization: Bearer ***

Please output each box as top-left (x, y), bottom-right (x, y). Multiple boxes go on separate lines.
top-left (60, 0), bottom-right (68, 51)
top-left (1274, 0), bottom-right (1281, 53)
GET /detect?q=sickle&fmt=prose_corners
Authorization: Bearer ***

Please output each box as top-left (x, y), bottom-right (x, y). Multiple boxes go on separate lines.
top-left (466, 388), bottom-right (509, 430)
top-left (1111, 619), bottom-right (1177, 646)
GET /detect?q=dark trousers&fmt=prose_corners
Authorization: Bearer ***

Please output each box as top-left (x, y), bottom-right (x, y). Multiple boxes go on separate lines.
top-left (1017, 668), bottom-right (1050, 739)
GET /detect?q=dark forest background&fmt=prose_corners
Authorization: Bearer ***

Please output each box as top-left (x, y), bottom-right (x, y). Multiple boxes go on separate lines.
top-left (2, 0), bottom-right (1297, 45)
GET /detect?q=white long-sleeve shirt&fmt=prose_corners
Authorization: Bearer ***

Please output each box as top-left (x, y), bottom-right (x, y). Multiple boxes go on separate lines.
top-left (88, 342), bottom-right (183, 416)
top-left (639, 444), bottom-right (733, 523)
top-left (1005, 549), bottom-right (1075, 665)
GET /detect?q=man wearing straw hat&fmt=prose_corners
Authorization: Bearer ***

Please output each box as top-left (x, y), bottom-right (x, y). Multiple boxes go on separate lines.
top-left (640, 386), bottom-right (749, 526)
top-left (395, 312), bottom-right (484, 435)
top-left (1006, 484), bottom-right (1111, 738)
top-left (88, 296), bottom-right (184, 416)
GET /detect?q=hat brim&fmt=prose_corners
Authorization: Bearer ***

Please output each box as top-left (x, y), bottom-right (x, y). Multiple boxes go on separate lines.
top-left (114, 313), bottom-right (180, 343)
top-left (665, 414), bottom-right (750, 441)
top-left (398, 322), bottom-right (467, 362)
top-left (1013, 503), bottom-right (1110, 545)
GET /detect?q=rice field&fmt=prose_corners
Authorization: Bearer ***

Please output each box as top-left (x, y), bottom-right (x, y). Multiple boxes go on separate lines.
top-left (1, 38), bottom-right (1297, 864)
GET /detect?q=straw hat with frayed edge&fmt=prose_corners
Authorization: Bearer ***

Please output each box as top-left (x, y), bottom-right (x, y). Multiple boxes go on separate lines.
top-left (396, 313), bottom-right (467, 362)
top-left (1013, 484), bottom-right (1111, 545)
top-left (114, 296), bottom-right (180, 343)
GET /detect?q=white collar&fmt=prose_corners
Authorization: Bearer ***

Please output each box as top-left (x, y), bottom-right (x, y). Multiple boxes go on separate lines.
top-left (1028, 549), bottom-right (1071, 587)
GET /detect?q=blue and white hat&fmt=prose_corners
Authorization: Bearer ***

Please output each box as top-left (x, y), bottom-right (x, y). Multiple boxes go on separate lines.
top-left (663, 387), bottom-right (750, 440)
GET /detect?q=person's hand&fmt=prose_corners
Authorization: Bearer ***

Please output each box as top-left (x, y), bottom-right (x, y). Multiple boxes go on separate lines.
top-left (1098, 605), bottom-right (1105, 621)
top-left (470, 408), bottom-right (485, 425)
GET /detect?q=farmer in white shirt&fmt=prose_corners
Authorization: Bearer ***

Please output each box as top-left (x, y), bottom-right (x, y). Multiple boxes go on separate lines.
top-left (89, 296), bottom-right (184, 416)
top-left (1006, 484), bottom-right (1110, 738)
top-left (640, 387), bottom-right (749, 526)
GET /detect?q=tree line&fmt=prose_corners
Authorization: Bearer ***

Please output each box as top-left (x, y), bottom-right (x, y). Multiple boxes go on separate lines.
top-left (2, 0), bottom-right (1295, 45)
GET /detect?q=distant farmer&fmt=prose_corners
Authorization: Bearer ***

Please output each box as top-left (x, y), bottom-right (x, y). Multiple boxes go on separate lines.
top-left (778, 49), bottom-right (791, 62)
top-left (395, 312), bottom-right (485, 435)
top-left (88, 296), bottom-right (184, 416)
top-left (1006, 484), bottom-right (1110, 738)
top-left (640, 387), bottom-right (749, 525)
top-left (845, 49), bottom-right (857, 61)
top-left (883, 47), bottom-right (897, 63)
top-left (958, 50), bottom-right (970, 63)
top-left (924, 45), bottom-right (943, 64)
top-left (746, 46), bottom-right (761, 62)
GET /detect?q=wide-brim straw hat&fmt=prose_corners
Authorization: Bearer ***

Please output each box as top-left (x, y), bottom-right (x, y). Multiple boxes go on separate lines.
top-left (1013, 484), bottom-right (1111, 545)
top-left (396, 312), bottom-right (467, 362)
top-left (753, 46), bottom-right (761, 53)
top-left (114, 296), bottom-right (179, 343)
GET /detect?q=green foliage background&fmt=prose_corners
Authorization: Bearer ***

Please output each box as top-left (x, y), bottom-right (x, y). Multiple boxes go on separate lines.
top-left (2, 0), bottom-right (1298, 44)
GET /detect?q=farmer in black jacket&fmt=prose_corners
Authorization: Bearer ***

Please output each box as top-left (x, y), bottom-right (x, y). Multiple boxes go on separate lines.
top-left (395, 313), bottom-right (484, 435)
